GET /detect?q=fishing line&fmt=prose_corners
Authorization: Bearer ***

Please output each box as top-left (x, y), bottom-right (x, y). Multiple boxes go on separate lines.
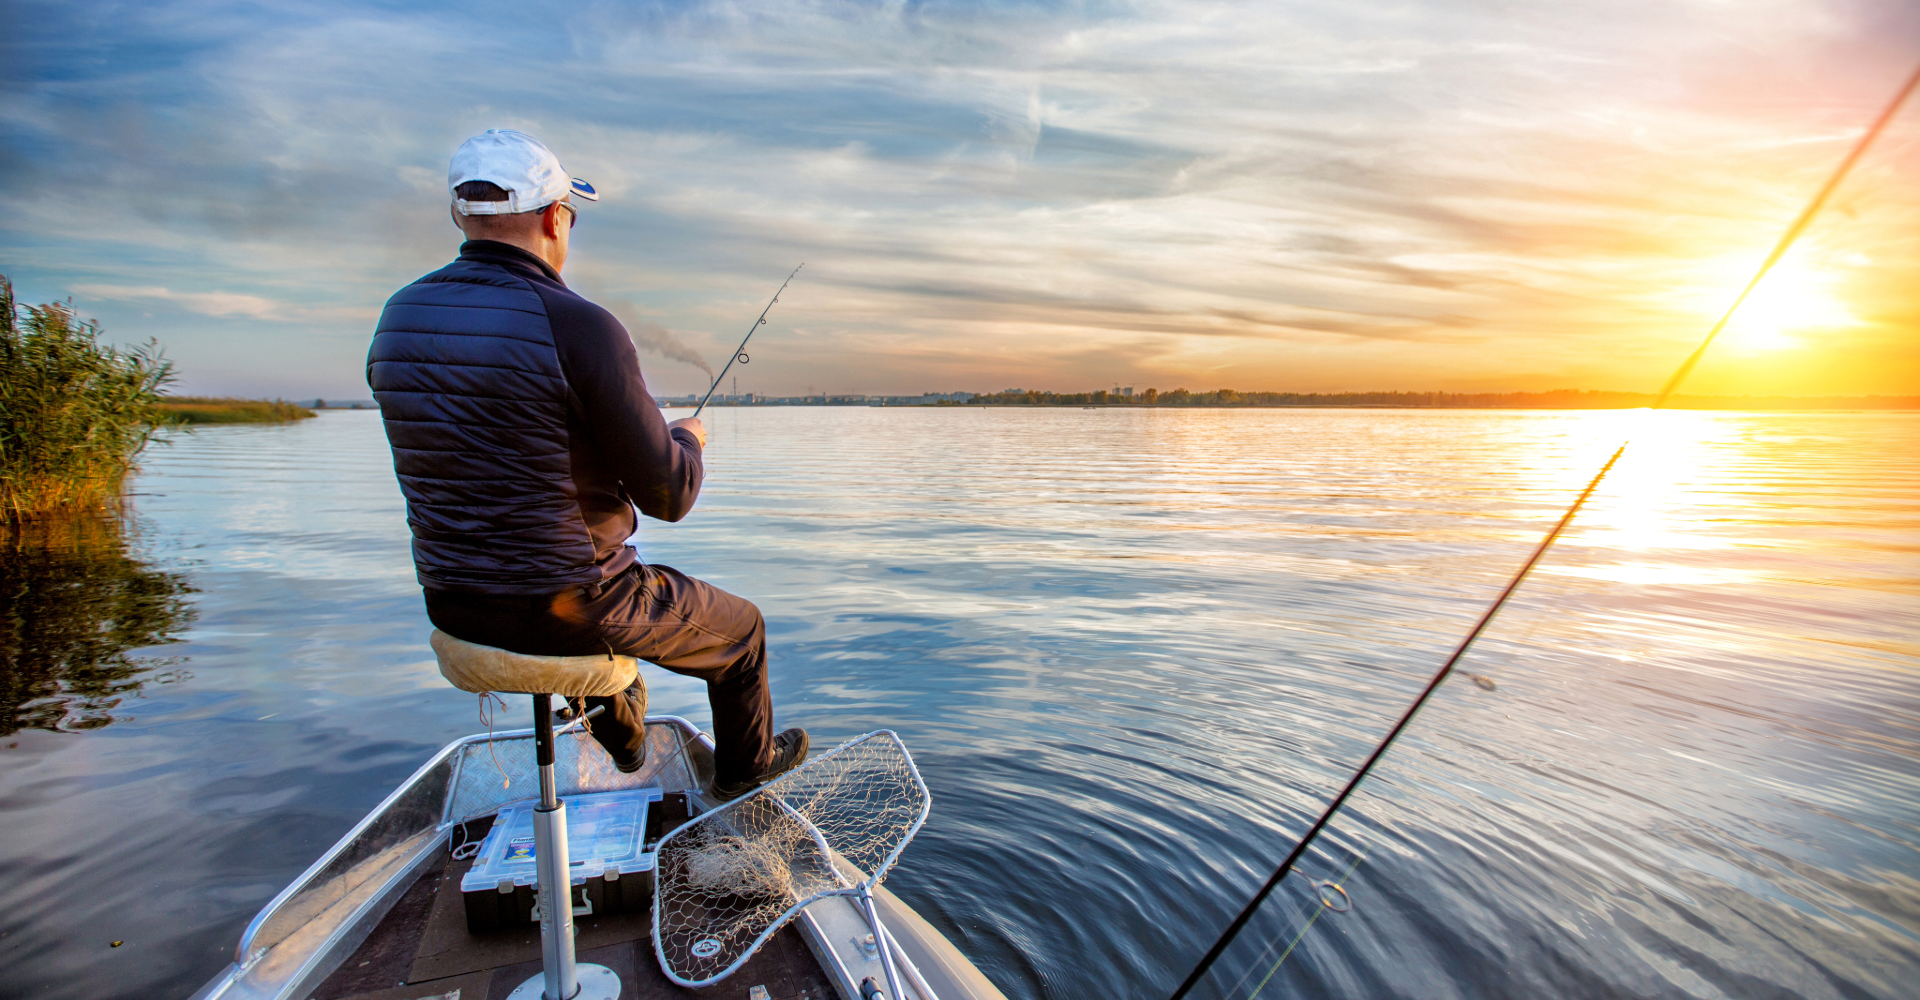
top-left (692, 264), bottom-right (804, 418)
top-left (1219, 822), bottom-right (1385, 999)
top-left (1234, 845), bottom-right (1373, 999)
top-left (1168, 60), bottom-right (1920, 1000)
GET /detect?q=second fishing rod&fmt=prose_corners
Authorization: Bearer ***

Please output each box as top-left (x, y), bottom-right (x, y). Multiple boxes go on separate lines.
top-left (692, 264), bottom-right (804, 418)
top-left (1166, 58), bottom-right (1920, 1000)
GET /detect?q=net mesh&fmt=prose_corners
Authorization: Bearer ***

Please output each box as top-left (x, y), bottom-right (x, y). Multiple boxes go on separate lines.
top-left (654, 730), bottom-right (929, 986)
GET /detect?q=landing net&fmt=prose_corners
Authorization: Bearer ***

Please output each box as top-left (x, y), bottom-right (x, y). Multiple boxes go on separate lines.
top-left (653, 730), bottom-right (929, 987)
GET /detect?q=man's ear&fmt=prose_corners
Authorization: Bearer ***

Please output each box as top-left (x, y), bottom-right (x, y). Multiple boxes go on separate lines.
top-left (542, 203), bottom-right (565, 239)
top-left (451, 206), bottom-right (466, 234)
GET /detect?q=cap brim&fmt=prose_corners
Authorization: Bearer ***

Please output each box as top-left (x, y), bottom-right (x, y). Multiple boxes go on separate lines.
top-left (570, 177), bottom-right (599, 202)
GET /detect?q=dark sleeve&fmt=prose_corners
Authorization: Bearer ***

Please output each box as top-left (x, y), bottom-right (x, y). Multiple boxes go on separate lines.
top-left (537, 284), bottom-right (704, 522)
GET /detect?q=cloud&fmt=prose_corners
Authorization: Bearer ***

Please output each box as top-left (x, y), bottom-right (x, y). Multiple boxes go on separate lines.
top-left (3, 0), bottom-right (1917, 397)
top-left (69, 284), bottom-right (376, 325)
top-left (71, 284), bottom-right (282, 319)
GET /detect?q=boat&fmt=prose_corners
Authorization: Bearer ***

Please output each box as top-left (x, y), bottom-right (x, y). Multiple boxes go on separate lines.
top-left (188, 710), bottom-right (1009, 1000)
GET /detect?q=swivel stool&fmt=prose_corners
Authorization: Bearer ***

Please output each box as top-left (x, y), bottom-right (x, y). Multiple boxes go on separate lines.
top-left (431, 628), bottom-right (640, 1000)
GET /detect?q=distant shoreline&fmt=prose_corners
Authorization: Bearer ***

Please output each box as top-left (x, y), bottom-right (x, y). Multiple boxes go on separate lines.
top-left (947, 403), bottom-right (1918, 410)
top-left (157, 397), bottom-right (316, 424)
top-left (665, 403), bottom-right (1920, 411)
top-left (663, 395), bottom-right (1920, 412)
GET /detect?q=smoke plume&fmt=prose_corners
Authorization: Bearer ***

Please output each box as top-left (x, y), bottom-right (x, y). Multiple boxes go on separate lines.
top-left (606, 299), bottom-right (715, 378)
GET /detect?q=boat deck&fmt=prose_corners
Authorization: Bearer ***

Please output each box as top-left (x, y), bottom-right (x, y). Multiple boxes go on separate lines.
top-left (193, 720), bottom-right (991, 1000)
top-left (308, 830), bottom-right (839, 1000)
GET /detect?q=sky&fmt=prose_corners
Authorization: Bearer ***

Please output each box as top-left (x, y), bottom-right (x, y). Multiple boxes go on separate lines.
top-left (3, 0), bottom-right (1917, 400)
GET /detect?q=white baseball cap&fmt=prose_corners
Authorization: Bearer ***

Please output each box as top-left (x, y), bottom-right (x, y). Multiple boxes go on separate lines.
top-left (448, 129), bottom-right (599, 216)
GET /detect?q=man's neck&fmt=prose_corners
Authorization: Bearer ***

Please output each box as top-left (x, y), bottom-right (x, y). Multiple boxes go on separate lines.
top-left (461, 239), bottom-right (563, 282)
top-left (456, 229), bottom-right (565, 275)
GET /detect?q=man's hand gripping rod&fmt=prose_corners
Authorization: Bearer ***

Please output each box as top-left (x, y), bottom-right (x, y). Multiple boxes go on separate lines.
top-left (693, 264), bottom-right (804, 418)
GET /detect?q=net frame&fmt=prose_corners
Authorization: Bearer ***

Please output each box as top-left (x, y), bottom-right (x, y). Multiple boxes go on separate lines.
top-left (651, 729), bottom-right (931, 987)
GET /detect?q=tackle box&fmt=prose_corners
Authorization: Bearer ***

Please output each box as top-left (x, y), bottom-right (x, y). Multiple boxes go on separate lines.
top-left (459, 787), bottom-right (664, 932)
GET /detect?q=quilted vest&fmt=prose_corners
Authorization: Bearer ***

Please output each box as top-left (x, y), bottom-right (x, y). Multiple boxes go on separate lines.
top-left (368, 257), bottom-right (601, 594)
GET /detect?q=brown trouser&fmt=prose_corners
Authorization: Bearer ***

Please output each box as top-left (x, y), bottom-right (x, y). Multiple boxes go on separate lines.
top-left (425, 563), bottom-right (774, 786)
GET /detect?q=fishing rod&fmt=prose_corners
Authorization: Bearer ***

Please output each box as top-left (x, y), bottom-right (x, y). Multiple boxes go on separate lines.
top-left (1168, 59), bottom-right (1920, 1000)
top-left (693, 264), bottom-right (804, 418)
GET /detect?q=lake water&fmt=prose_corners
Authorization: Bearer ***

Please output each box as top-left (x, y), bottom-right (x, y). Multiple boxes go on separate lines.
top-left (1, 407), bottom-right (1916, 1000)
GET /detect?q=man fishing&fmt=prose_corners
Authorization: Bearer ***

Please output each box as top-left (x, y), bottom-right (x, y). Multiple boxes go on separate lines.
top-left (366, 128), bottom-right (808, 800)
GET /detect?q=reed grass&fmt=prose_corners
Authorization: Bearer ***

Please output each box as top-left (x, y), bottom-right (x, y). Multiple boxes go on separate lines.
top-left (1, 276), bottom-right (173, 520)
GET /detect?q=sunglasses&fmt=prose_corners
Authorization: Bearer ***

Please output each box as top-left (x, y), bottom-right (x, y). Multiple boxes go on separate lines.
top-left (554, 201), bottom-right (577, 229)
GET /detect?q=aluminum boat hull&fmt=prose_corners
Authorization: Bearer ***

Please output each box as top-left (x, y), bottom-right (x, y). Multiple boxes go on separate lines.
top-left (189, 716), bottom-right (1006, 1000)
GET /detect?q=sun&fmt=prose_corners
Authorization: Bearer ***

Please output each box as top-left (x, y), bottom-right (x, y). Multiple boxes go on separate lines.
top-left (1718, 252), bottom-right (1856, 352)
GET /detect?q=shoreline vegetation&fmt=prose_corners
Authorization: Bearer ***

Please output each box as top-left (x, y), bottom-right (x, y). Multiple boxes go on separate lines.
top-left (962, 388), bottom-right (1920, 409)
top-left (156, 397), bottom-right (317, 424)
top-left (2, 277), bottom-right (172, 520)
top-left (668, 388), bottom-right (1920, 410)
top-left (1, 274), bottom-right (315, 521)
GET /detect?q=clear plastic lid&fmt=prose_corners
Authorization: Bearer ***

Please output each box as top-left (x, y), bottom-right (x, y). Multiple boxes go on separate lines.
top-left (460, 786), bottom-right (662, 892)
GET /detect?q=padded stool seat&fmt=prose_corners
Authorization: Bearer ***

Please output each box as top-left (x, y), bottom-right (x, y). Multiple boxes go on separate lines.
top-left (430, 629), bottom-right (638, 698)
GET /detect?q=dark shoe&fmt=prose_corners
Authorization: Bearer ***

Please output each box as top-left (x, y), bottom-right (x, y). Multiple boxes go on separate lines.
top-left (610, 744), bottom-right (647, 774)
top-left (712, 728), bottom-right (810, 800)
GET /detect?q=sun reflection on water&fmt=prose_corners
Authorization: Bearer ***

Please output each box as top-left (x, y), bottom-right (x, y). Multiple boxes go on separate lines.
top-left (1536, 410), bottom-right (1772, 588)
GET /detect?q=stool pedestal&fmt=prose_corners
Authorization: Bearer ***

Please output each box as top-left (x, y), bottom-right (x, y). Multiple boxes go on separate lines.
top-left (506, 693), bottom-right (620, 1000)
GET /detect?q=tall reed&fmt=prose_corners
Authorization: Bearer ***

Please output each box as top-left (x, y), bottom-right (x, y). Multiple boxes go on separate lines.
top-left (0, 275), bottom-right (173, 519)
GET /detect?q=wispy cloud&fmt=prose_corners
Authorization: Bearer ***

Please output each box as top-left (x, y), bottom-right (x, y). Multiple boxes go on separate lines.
top-left (71, 284), bottom-right (376, 324)
top-left (71, 285), bottom-right (285, 320)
